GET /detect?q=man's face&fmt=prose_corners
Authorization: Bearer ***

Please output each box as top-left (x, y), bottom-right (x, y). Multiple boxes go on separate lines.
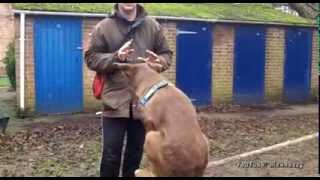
top-left (118, 3), bottom-right (137, 14)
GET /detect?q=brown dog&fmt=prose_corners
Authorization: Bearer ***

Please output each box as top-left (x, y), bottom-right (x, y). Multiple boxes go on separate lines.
top-left (114, 62), bottom-right (209, 177)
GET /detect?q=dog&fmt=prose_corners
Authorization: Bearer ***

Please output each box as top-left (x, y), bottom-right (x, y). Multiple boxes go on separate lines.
top-left (114, 62), bottom-right (209, 177)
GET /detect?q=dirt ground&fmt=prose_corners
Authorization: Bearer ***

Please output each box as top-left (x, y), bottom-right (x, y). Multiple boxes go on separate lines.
top-left (0, 87), bottom-right (319, 177)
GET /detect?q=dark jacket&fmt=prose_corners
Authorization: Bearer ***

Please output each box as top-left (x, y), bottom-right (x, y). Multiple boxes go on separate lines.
top-left (85, 4), bottom-right (173, 118)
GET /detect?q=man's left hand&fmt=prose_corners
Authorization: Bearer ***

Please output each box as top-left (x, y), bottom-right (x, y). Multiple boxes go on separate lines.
top-left (137, 50), bottom-right (163, 72)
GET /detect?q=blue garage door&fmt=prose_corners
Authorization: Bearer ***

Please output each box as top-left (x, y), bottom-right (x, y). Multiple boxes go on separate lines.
top-left (284, 28), bottom-right (312, 103)
top-left (176, 21), bottom-right (213, 106)
top-left (34, 16), bottom-right (83, 114)
top-left (234, 25), bottom-right (266, 104)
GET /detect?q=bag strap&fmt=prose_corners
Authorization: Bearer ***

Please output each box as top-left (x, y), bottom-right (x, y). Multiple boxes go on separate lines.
top-left (113, 15), bottom-right (145, 50)
top-left (96, 16), bottom-right (145, 76)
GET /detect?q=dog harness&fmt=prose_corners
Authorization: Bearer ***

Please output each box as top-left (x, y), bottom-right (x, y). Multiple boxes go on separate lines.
top-left (139, 80), bottom-right (169, 106)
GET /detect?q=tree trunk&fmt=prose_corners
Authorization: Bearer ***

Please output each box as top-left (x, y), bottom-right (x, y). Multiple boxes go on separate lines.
top-left (287, 3), bottom-right (318, 19)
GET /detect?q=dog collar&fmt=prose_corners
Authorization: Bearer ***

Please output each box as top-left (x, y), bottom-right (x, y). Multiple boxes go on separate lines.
top-left (139, 80), bottom-right (169, 107)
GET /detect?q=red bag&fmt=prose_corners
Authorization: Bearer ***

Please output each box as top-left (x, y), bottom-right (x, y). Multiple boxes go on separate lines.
top-left (92, 73), bottom-right (104, 100)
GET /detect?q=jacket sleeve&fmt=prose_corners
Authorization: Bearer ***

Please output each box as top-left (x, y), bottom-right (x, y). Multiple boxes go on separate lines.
top-left (153, 25), bottom-right (173, 73)
top-left (85, 23), bottom-right (118, 74)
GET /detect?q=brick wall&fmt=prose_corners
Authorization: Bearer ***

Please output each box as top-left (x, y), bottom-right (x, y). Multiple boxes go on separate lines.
top-left (311, 29), bottom-right (319, 100)
top-left (264, 27), bottom-right (285, 102)
top-left (212, 24), bottom-right (234, 104)
top-left (0, 3), bottom-right (14, 76)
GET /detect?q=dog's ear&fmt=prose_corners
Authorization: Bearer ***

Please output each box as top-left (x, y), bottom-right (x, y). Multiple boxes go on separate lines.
top-left (113, 62), bottom-right (134, 71)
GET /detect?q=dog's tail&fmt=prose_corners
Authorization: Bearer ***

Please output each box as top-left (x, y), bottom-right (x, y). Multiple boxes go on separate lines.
top-left (202, 133), bottom-right (210, 175)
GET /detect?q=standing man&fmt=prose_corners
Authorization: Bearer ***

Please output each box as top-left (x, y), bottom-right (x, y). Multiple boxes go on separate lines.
top-left (85, 3), bottom-right (173, 177)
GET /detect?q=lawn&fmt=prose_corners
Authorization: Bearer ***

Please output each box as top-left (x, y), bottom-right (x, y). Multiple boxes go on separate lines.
top-left (0, 76), bottom-right (10, 88)
top-left (13, 3), bottom-right (315, 25)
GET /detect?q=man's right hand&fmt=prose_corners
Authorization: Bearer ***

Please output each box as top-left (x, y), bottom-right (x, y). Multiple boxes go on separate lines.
top-left (117, 39), bottom-right (135, 62)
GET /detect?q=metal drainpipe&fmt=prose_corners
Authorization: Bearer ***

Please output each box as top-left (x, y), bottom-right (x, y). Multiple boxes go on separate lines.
top-left (19, 12), bottom-right (25, 111)
top-left (316, 3), bottom-right (320, 75)
top-left (318, 3), bottom-right (319, 74)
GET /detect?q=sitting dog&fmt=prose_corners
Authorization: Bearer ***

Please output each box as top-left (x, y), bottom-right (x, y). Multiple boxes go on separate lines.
top-left (114, 62), bottom-right (209, 177)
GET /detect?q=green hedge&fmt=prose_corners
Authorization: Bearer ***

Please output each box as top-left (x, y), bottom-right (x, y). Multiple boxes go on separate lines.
top-left (0, 77), bottom-right (10, 87)
top-left (3, 42), bottom-right (16, 89)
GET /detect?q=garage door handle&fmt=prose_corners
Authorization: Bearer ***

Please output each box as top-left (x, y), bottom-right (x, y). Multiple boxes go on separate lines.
top-left (77, 47), bottom-right (83, 50)
top-left (177, 30), bottom-right (198, 35)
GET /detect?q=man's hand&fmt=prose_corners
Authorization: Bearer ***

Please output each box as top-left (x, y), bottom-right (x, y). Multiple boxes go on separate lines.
top-left (145, 61), bottom-right (163, 73)
top-left (137, 50), bottom-right (163, 72)
top-left (117, 39), bottom-right (134, 62)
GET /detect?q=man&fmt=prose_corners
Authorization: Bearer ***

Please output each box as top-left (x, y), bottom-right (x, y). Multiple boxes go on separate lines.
top-left (85, 3), bottom-right (173, 177)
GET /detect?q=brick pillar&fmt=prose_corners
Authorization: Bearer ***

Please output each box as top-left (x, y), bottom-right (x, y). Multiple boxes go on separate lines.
top-left (0, 3), bottom-right (14, 76)
top-left (25, 17), bottom-right (35, 111)
top-left (15, 15), bottom-right (20, 108)
top-left (311, 29), bottom-right (319, 100)
top-left (82, 18), bottom-right (103, 112)
top-left (212, 24), bottom-right (234, 104)
top-left (160, 21), bottom-right (176, 84)
top-left (265, 27), bottom-right (285, 102)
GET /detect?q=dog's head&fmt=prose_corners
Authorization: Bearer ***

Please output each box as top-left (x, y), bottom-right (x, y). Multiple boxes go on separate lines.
top-left (113, 62), bottom-right (151, 119)
top-left (113, 61), bottom-right (150, 81)
top-left (113, 60), bottom-right (164, 99)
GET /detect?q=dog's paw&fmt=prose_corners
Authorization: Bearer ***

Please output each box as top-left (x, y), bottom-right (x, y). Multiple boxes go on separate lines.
top-left (134, 169), bottom-right (143, 177)
top-left (135, 169), bottom-right (155, 177)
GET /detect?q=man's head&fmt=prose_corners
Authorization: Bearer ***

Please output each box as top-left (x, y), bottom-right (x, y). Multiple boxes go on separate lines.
top-left (117, 3), bottom-right (138, 21)
top-left (118, 3), bottom-right (137, 13)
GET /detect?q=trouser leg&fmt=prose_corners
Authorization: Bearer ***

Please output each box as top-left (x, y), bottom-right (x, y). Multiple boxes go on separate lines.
top-left (122, 118), bottom-right (146, 177)
top-left (100, 117), bottom-right (127, 177)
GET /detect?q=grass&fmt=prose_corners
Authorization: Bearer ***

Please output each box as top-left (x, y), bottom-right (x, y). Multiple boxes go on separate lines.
top-left (0, 76), bottom-right (10, 88)
top-left (12, 3), bottom-right (315, 25)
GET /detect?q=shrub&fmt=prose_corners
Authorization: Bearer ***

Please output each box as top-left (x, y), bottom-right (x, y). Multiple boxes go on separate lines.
top-left (3, 42), bottom-right (16, 89)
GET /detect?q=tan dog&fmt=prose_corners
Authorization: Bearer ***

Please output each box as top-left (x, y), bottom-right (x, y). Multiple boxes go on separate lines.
top-left (114, 62), bottom-right (209, 177)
